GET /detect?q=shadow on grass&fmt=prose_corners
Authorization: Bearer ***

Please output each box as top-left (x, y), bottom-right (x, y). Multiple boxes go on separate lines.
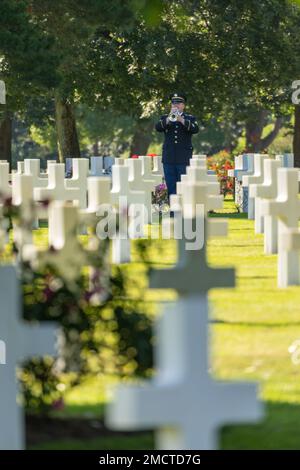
top-left (218, 245), bottom-right (264, 249)
top-left (212, 319), bottom-right (300, 327)
top-left (26, 412), bottom-right (154, 450)
top-left (221, 402), bottom-right (300, 450)
top-left (29, 433), bottom-right (154, 450)
top-left (28, 402), bottom-right (300, 450)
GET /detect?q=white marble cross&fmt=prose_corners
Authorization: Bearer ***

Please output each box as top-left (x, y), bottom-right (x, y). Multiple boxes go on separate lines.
top-left (152, 156), bottom-right (163, 177)
top-left (0, 265), bottom-right (57, 449)
top-left (24, 159), bottom-right (48, 188)
top-left (107, 222), bottom-right (262, 449)
top-left (111, 197), bottom-right (131, 264)
top-left (228, 154), bottom-right (255, 182)
top-left (90, 157), bottom-right (104, 176)
top-left (189, 158), bottom-right (218, 179)
top-left (65, 158), bottom-right (89, 208)
top-left (33, 163), bottom-right (84, 208)
top-left (242, 154), bottom-right (269, 219)
top-left (23, 202), bottom-right (94, 288)
top-left (180, 178), bottom-right (223, 218)
top-left (139, 156), bottom-right (162, 188)
top-left (12, 173), bottom-right (35, 251)
top-left (189, 158), bottom-right (206, 169)
top-left (48, 202), bottom-right (92, 279)
top-left (0, 81), bottom-right (5, 105)
top-left (0, 162), bottom-right (12, 197)
top-left (227, 154), bottom-right (242, 179)
top-left (280, 229), bottom-right (300, 281)
top-left (275, 154), bottom-right (294, 168)
top-left (85, 177), bottom-right (111, 214)
top-left (177, 174), bottom-right (219, 202)
top-left (186, 166), bottom-right (220, 187)
top-left (110, 164), bottom-right (147, 223)
top-left (228, 154), bottom-right (255, 213)
top-left (79, 176), bottom-right (111, 234)
top-left (192, 154), bottom-right (207, 159)
top-left (125, 158), bottom-right (154, 224)
top-left (169, 194), bottom-right (228, 239)
top-left (110, 164), bottom-right (146, 263)
top-left (17, 162), bottom-right (24, 174)
top-left (260, 168), bottom-right (300, 287)
top-left (103, 156), bottom-right (115, 174)
top-left (249, 159), bottom-right (281, 252)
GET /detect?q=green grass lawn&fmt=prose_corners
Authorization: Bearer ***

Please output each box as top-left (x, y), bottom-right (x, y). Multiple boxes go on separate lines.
top-left (30, 198), bottom-right (300, 449)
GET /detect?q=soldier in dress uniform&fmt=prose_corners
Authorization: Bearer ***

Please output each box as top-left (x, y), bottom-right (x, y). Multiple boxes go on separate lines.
top-left (155, 93), bottom-right (199, 197)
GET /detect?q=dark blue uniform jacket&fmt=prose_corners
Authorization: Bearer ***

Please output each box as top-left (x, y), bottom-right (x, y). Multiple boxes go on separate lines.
top-left (155, 113), bottom-right (199, 165)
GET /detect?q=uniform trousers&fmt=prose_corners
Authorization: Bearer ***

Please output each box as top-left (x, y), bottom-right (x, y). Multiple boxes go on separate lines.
top-left (163, 163), bottom-right (187, 197)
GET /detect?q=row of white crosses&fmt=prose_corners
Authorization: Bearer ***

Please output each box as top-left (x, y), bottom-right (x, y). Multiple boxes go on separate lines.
top-left (2, 155), bottom-right (218, 267)
top-left (0, 156), bottom-right (165, 269)
top-left (0, 156), bottom-right (162, 242)
top-left (108, 156), bottom-right (162, 263)
top-left (9, 157), bottom-right (163, 264)
top-left (230, 152), bottom-right (300, 288)
top-left (0, 157), bottom-right (219, 449)
top-left (239, 155), bottom-right (300, 287)
top-left (110, 160), bottom-right (146, 264)
top-left (0, 154), bottom-right (161, 209)
top-left (228, 153), bottom-right (292, 216)
top-left (261, 168), bottom-right (300, 287)
top-left (68, 156), bottom-right (116, 177)
top-left (0, 154), bottom-right (164, 210)
top-left (33, 160), bottom-right (89, 209)
top-left (107, 162), bottom-right (263, 448)
top-left (7, 153), bottom-right (300, 289)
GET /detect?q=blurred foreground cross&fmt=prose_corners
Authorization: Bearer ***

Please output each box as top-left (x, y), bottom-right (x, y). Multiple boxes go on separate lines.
top-left (25, 201), bottom-right (97, 289)
top-left (0, 266), bottom-right (58, 449)
top-left (0, 81), bottom-right (5, 105)
top-left (106, 217), bottom-right (263, 449)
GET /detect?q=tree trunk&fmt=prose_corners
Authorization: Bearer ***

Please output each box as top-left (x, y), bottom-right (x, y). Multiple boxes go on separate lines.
top-left (293, 105), bottom-right (300, 168)
top-left (245, 109), bottom-right (267, 152)
top-left (92, 140), bottom-right (100, 156)
top-left (55, 95), bottom-right (80, 163)
top-left (245, 109), bottom-right (283, 153)
top-left (129, 118), bottom-right (153, 156)
top-left (0, 110), bottom-right (12, 169)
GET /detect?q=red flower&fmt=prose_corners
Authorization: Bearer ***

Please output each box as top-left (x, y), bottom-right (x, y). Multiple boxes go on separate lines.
top-left (147, 153), bottom-right (157, 157)
top-left (131, 154), bottom-right (139, 159)
top-left (224, 161), bottom-right (233, 170)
